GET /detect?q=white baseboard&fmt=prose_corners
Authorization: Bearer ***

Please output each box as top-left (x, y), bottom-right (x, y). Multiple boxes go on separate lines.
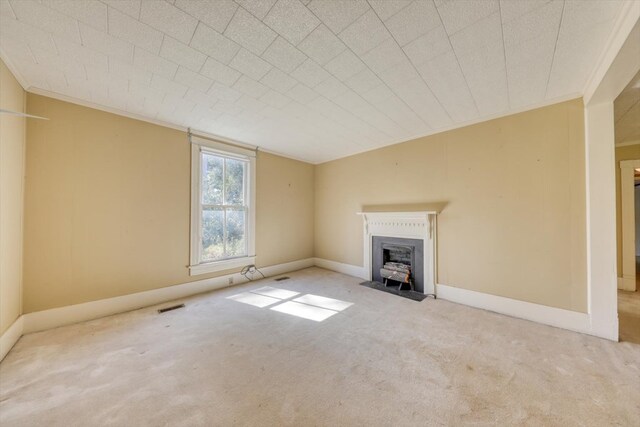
top-left (22, 258), bottom-right (314, 335)
top-left (313, 257), bottom-right (597, 338)
top-left (313, 257), bottom-right (367, 279)
top-left (0, 316), bottom-right (24, 362)
top-left (618, 276), bottom-right (636, 292)
top-left (435, 284), bottom-right (592, 335)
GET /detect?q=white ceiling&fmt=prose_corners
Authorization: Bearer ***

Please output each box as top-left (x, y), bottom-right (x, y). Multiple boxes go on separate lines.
top-left (0, 0), bottom-right (625, 163)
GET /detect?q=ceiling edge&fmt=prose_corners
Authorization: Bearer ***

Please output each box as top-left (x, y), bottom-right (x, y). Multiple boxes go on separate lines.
top-left (315, 93), bottom-right (583, 165)
top-left (583, 1), bottom-right (640, 105)
top-left (26, 86), bottom-right (316, 165)
top-left (0, 48), bottom-right (30, 91)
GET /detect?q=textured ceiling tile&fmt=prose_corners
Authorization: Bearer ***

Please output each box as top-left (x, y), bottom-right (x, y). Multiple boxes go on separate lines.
top-left (233, 75), bottom-right (269, 98)
top-left (508, 60), bottom-right (550, 108)
top-left (190, 22), bottom-right (240, 64)
top-left (133, 47), bottom-right (178, 79)
top-left (338, 10), bottom-right (390, 55)
top-left (174, 0), bottom-right (237, 33)
top-left (291, 58), bottom-right (330, 87)
top-left (54, 36), bottom-right (109, 68)
top-left (0, 37), bottom-right (37, 64)
top-left (260, 89), bottom-right (291, 108)
top-left (314, 75), bottom-right (349, 99)
top-left (103, 0), bottom-right (141, 19)
top-left (324, 49), bottom-right (365, 81)
top-left (261, 36), bottom-right (307, 73)
top-left (1, 0), bottom-right (16, 19)
top-left (224, 7), bottom-right (277, 55)
top-left (235, 0), bottom-right (277, 20)
top-left (0, 16), bottom-right (57, 54)
top-left (469, 76), bottom-right (509, 115)
top-left (160, 36), bottom-right (206, 72)
top-left (11, 0), bottom-right (81, 43)
top-left (307, 0), bottom-right (369, 33)
top-left (208, 82), bottom-right (242, 102)
top-left (414, 50), bottom-right (477, 122)
top-left (297, 24), bottom-right (346, 65)
top-left (150, 73), bottom-right (188, 97)
top-left (368, 0), bottom-right (412, 21)
top-left (200, 57), bottom-right (241, 86)
top-left (44, 0), bottom-right (107, 31)
top-left (108, 6), bottom-right (163, 53)
top-left (260, 67), bottom-right (298, 92)
top-left (287, 83), bottom-right (319, 104)
top-left (174, 66), bottom-right (213, 92)
top-left (186, 88), bottom-right (218, 107)
top-left (436, 0), bottom-right (499, 35)
top-left (139, 0), bottom-right (198, 43)
top-left (229, 48), bottom-right (273, 80)
top-left (449, 11), bottom-right (502, 54)
top-left (79, 23), bottom-right (134, 64)
top-left (383, 0), bottom-right (441, 46)
top-left (35, 54), bottom-right (87, 81)
top-left (502, 0), bottom-right (562, 49)
top-left (499, 0), bottom-right (555, 24)
top-left (108, 57), bottom-right (152, 84)
top-left (345, 67), bottom-right (383, 94)
top-left (376, 59), bottom-right (420, 90)
top-left (403, 25), bottom-right (451, 65)
top-left (264, 0), bottom-right (319, 45)
top-left (361, 38), bottom-right (406, 74)
top-left (561, 0), bottom-right (623, 36)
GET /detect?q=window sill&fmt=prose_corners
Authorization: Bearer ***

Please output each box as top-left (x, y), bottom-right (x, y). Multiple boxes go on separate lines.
top-left (189, 256), bottom-right (256, 276)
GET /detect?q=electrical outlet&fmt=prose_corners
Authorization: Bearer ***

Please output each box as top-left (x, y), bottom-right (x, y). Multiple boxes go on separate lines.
top-left (228, 277), bottom-right (234, 285)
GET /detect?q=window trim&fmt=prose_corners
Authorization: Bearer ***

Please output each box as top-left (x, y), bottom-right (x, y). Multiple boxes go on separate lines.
top-left (189, 136), bottom-right (256, 276)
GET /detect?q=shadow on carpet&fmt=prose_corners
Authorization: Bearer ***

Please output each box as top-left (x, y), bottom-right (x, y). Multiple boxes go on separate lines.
top-left (359, 281), bottom-right (432, 302)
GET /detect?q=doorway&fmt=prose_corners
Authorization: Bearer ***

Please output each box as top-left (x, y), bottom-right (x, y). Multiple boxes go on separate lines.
top-left (614, 70), bottom-right (640, 343)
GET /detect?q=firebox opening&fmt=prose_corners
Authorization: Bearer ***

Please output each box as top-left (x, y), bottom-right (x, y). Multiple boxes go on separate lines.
top-left (381, 244), bottom-right (414, 291)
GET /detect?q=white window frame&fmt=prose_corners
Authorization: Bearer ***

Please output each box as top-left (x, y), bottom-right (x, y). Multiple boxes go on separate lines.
top-left (189, 135), bottom-right (256, 275)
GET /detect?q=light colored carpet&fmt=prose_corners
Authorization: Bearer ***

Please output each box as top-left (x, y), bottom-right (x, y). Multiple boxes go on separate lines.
top-left (1, 267), bottom-right (639, 426)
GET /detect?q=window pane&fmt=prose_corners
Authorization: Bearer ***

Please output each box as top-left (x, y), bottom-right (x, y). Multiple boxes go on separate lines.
top-left (202, 153), bottom-right (223, 205)
top-left (226, 208), bottom-right (246, 257)
top-left (225, 158), bottom-right (245, 205)
top-left (202, 208), bottom-right (224, 261)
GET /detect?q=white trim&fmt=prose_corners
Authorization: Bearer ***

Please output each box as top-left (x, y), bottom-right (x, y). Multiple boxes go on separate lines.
top-left (435, 284), bottom-right (592, 335)
top-left (358, 211), bottom-right (438, 295)
top-left (313, 257), bottom-right (367, 279)
top-left (583, 1), bottom-right (640, 105)
top-left (618, 159), bottom-right (640, 291)
top-left (313, 258), bottom-right (595, 336)
top-left (189, 256), bottom-right (256, 275)
top-left (0, 316), bottom-right (24, 362)
top-left (189, 140), bottom-right (257, 275)
top-left (190, 135), bottom-right (256, 158)
top-left (616, 140), bottom-right (640, 148)
top-left (19, 258), bottom-right (314, 335)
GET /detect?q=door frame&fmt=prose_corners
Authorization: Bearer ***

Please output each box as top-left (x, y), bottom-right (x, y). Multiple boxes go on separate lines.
top-left (619, 159), bottom-right (640, 291)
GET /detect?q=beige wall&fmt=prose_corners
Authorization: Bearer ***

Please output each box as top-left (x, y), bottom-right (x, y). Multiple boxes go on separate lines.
top-left (315, 99), bottom-right (587, 312)
top-left (23, 94), bottom-right (314, 313)
top-left (0, 60), bottom-right (26, 334)
top-left (615, 143), bottom-right (640, 274)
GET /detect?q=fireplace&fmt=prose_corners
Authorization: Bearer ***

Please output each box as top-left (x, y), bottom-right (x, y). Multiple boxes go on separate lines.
top-left (372, 236), bottom-right (424, 292)
top-left (358, 209), bottom-right (439, 296)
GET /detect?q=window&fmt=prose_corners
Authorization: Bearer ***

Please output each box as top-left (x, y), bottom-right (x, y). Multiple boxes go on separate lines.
top-left (190, 136), bottom-right (256, 275)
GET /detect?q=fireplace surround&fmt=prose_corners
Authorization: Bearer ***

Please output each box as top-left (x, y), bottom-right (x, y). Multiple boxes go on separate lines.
top-left (358, 210), bottom-right (438, 295)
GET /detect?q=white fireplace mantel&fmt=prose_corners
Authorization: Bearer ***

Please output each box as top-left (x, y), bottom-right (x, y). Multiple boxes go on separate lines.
top-left (357, 210), bottom-right (438, 295)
